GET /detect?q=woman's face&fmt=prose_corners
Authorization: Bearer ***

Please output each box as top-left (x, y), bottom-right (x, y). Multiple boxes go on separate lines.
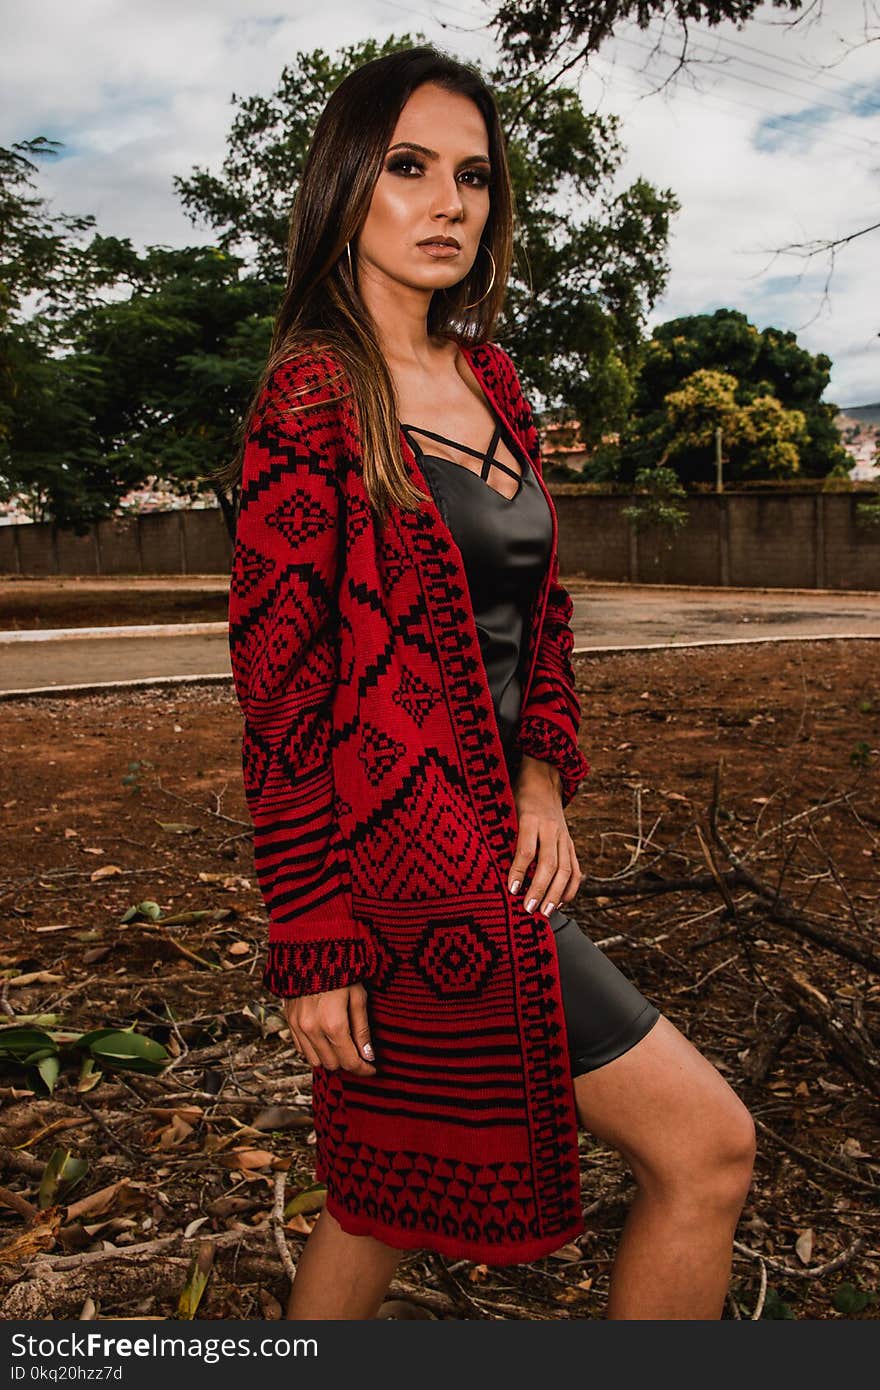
top-left (356, 81), bottom-right (492, 303)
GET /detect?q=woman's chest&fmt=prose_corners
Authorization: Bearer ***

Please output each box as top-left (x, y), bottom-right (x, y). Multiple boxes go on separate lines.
top-left (393, 369), bottom-right (526, 498)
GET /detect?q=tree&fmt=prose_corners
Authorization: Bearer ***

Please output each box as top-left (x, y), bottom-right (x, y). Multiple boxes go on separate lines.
top-left (486, 1), bottom-right (877, 321)
top-left (614, 308), bottom-right (850, 484)
top-left (633, 365), bottom-right (808, 483)
top-left (489, 0), bottom-right (805, 75)
top-left (66, 242), bottom-right (276, 533)
top-left (177, 34), bottom-right (680, 455)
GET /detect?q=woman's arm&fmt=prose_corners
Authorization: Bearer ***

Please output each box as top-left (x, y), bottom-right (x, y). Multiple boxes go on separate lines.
top-left (493, 346), bottom-right (591, 808)
top-left (228, 354), bottom-right (378, 998)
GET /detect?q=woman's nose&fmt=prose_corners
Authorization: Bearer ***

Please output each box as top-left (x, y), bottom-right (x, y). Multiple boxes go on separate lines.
top-left (431, 176), bottom-right (464, 219)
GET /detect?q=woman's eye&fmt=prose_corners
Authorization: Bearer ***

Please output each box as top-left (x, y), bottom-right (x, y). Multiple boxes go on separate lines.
top-left (460, 168), bottom-right (490, 188)
top-left (386, 157), bottom-right (423, 176)
top-left (385, 157), bottom-right (490, 188)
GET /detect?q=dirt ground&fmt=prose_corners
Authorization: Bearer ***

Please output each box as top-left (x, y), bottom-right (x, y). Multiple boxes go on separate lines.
top-left (1, 640), bottom-right (878, 1320)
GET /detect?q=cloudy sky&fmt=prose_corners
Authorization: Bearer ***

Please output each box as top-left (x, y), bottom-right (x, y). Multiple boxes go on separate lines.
top-left (4, 0), bottom-right (878, 405)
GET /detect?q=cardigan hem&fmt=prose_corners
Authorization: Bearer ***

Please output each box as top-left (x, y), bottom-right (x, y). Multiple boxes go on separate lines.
top-left (516, 712), bottom-right (591, 808)
top-left (262, 935), bottom-right (377, 998)
top-left (322, 1189), bottom-right (586, 1269)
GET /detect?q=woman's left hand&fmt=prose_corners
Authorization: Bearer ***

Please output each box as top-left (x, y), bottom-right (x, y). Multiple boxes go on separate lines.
top-left (508, 756), bottom-right (583, 917)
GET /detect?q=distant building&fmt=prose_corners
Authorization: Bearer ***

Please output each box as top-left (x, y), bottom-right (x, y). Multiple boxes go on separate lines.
top-left (837, 405), bottom-right (880, 482)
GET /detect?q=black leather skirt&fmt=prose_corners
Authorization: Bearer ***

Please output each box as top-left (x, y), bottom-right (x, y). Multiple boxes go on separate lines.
top-left (504, 751), bottom-right (660, 1076)
top-left (547, 907), bottom-right (661, 1077)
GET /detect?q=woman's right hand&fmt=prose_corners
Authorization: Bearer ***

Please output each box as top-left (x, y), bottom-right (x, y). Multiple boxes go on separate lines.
top-left (284, 982), bottom-right (377, 1075)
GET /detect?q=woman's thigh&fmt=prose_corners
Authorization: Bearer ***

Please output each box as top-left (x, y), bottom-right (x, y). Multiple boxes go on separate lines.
top-left (571, 1012), bottom-right (756, 1189)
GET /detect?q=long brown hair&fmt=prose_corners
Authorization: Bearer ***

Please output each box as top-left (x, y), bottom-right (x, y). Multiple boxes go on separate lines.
top-left (214, 44), bottom-right (514, 525)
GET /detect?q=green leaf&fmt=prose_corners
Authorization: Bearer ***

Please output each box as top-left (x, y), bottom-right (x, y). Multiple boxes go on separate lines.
top-left (38, 1148), bottom-right (89, 1209)
top-left (0, 1027), bottom-right (59, 1063)
top-left (761, 1287), bottom-right (796, 1319)
top-left (36, 1054), bottom-right (60, 1094)
top-left (832, 1282), bottom-right (873, 1314)
top-left (6, 1014), bottom-right (63, 1028)
top-left (76, 1054), bottom-right (104, 1092)
top-left (86, 1029), bottom-right (169, 1071)
top-left (177, 1241), bottom-right (215, 1320)
top-left (283, 1182), bottom-right (327, 1217)
top-left (120, 900), bottom-right (163, 923)
top-left (158, 909), bottom-right (213, 927)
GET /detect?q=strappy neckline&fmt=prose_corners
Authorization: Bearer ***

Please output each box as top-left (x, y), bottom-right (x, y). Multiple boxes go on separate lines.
top-left (400, 417), bottom-right (524, 502)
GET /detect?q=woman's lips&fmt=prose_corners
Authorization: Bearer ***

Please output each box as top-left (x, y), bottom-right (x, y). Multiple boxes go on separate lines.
top-left (418, 243), bottom-right (461, 258)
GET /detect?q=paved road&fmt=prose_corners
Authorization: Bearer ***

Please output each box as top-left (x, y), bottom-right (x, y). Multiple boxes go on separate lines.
top-left (563, 579), bottom-right (880, 650)
top-left (1, 579), bottom-right (878, 696)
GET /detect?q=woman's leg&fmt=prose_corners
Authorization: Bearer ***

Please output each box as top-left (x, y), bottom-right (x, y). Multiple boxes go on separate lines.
top-left (572, 1013), bottom-right (757, 1320)
top-left (286, 1205), bottom-right (406, 1319)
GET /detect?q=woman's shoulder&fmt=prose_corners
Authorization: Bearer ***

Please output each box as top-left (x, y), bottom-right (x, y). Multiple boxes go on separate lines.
top-left (255, 341), bottom-right (353, 438)
top-left (466, 339), bottom-right (526, 404)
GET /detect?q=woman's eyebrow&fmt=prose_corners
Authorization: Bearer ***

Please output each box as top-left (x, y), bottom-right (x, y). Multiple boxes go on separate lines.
top-left (387, 140), bottom-right (491, 165)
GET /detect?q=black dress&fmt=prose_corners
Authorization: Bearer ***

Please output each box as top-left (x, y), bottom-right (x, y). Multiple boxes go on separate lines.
top-left (401, 407), bottom-right (661, 1077)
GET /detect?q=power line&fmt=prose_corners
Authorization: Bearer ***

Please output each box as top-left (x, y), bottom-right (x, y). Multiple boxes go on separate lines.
top-left (691, 25), bottom-right (880, 112)
top-left (586, 55), bottom-right (879, 161)
top-left (609, 29), bottom-right (880, 149)
top-left (617, 17), bottom-right (880, 116)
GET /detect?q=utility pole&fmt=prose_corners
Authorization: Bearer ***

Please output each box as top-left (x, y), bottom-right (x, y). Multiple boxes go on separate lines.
top-left (715, 426), bottom-right (723, 493)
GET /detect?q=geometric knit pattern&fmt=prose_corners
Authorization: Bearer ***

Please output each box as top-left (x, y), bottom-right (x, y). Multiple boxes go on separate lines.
top-left (228, 339), bottom-right (590, 1266)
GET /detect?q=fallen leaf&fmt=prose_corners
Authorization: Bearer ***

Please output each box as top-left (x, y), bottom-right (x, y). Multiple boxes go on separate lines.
top-left (548, 1241), bottom-right (582, 1263)
top-left (217, 1148), bottom-right (276, 1171)
top-left (183, 1217), bottom-right (211, 1240)
top-left (841, 1137), bottom-right (872, 1160)
top-left (7, 970), bottom-right (64, 987)
top-left (90, 864), bottom-right (122, 881)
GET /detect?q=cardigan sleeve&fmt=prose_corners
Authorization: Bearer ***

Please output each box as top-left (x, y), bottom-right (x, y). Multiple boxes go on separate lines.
top-left (494, 347), bottom-right (592, 809)
top-left (228, 355), bottom-right (378, 999)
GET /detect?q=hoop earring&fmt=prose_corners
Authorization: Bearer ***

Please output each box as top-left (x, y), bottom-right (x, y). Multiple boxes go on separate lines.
top-left (345, 240), bottom-right (355, 281)
top-left (460, 245), bottom-right (496, 310)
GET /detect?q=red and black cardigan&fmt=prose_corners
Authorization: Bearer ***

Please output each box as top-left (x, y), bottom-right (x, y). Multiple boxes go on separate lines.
top-left (228, 339), bottom-right (591, 1265)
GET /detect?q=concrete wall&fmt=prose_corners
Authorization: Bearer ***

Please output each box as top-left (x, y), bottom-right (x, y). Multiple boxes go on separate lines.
top-left (2, 492), bottom-right (879, 589)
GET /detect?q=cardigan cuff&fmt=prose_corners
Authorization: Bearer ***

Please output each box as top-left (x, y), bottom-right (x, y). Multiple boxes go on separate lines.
top-left (515, 714), bottom-right (591, 809)
top-left (263, 935), bottom-right (378, 999)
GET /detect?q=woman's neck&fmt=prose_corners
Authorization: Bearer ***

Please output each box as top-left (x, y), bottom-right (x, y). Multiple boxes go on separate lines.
top-left (358, 266), bottom-right (453, 374)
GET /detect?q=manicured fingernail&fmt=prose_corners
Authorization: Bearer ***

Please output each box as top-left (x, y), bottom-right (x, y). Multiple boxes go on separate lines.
top-left (544, 902), bottom-right (554, 916)
top-left (509, 880), bottom-right (521, 894)
top-left (362, 1043), bottom-right (374, 1060)
top-left (526, 898), bottom-right (537, 913)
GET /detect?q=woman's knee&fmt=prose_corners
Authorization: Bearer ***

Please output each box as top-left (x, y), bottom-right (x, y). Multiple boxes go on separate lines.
top-left (633, 1087), bottom-right (757, 1207)
top-left (701, 1093), bottom-right (756, 1201)
top-left (573, 1015), bottom-right (756, 1205)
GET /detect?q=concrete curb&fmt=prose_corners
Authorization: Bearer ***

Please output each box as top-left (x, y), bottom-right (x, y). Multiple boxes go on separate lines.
top-left (0, 673), bottom-right (233, 701)
top-left (2, 632), bottom-right (878, 701)
top-left (0, 622), bottom-right (226, 644)
top-left (571, 633), bottom-right (880, 653)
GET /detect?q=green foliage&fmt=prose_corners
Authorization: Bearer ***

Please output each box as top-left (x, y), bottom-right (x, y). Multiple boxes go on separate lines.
top-left (494, 88), bottom-right (678, 446)
top-left (620, 464), bottom-right (689, 534)
top-left (856, 497), bottom-right (880, 529)
top-left (616, 309), bottom-right (851, 485)
top-left (0, 1023), bottom-right (170, 1095)
top-left (489, 1), bottom-right (804, 75)
top-left (1, 205), bottom-right (277, 527)
top-left (761, 1286), bottom-right (796, 1318)
top-left (175, 34), bottom-right (679, 453)
top-left (832, 1281), bottom-right (878, 1315)
top-left (849, 740), bottom-right (872, 769)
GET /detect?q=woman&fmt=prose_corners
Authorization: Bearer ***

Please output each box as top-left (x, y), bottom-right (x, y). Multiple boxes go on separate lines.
top-left (225, 46), bottom-right (756, 1320)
